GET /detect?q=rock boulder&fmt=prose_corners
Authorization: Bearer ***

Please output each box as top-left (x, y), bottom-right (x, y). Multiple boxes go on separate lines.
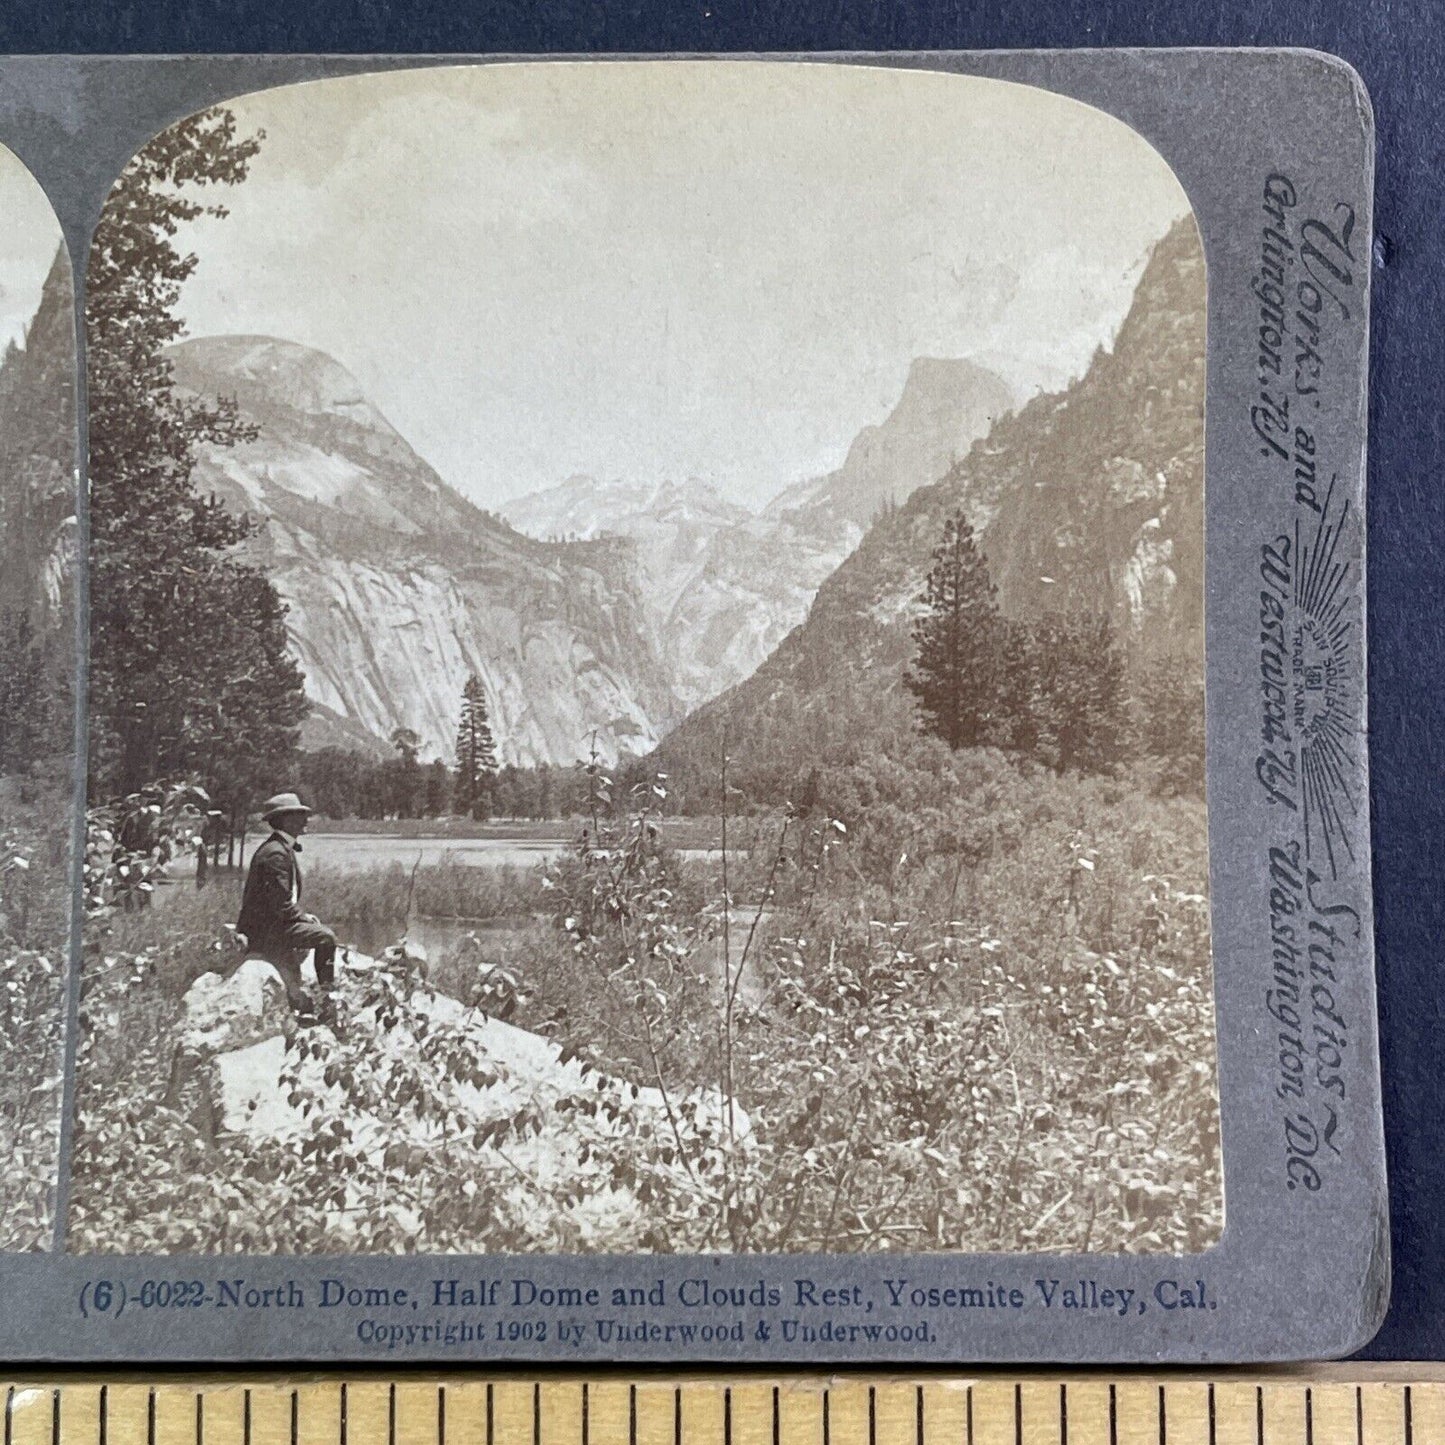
top-left (170, 943), bottom-right (748, 1249)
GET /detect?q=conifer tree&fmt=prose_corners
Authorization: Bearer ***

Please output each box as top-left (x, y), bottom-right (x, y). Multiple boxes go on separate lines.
top-left (1031, 611), bottom-right (1133, 774)
top-left (182, 566), bottom-right (307, 835)
top-left (1075, 612), bottom-right (1133, 773)
top-left (454, 674), bottom-right (498, 819)
top-left (905, 512), bottom-right (1001, 750)
top-left (533, 769), bottom-right (556, 820)
top-left (989, 617), bottom-right (1040, 756)
top-left (86, 109), bottom-right (307, 803)
top-left (423, 759), bottom-right (451, 817)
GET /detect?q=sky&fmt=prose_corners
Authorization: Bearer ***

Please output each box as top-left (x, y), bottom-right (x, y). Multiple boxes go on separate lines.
top-left (171, 61), bottom-right (1193, 511)
top-left (0, 144), bottom-right (64, 353)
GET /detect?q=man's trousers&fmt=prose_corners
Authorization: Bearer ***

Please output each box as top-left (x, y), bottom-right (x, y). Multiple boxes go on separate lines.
top-left (257, 916), bottom-right (337, 1014)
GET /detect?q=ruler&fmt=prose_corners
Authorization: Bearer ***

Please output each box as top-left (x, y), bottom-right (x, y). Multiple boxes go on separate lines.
top-left (2, 1375), bottom-right (1442, 1445)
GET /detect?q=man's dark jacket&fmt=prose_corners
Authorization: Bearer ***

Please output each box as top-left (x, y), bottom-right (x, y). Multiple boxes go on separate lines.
top-left (236, 830), bottom-right (309, 956)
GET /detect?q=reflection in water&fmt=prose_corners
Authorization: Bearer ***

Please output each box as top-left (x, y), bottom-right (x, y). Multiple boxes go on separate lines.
top-left (153, 828), bottom-right (756, 999)
top-left (301, 833), bottom-right (570, 872)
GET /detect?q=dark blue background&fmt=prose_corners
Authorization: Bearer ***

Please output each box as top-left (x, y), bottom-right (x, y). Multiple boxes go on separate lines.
top-left (1, 0), bottom-right (1440, 1361)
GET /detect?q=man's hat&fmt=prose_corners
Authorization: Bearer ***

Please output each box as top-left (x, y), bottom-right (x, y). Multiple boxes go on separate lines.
top-left (259, 792), bottom-right (312, 823)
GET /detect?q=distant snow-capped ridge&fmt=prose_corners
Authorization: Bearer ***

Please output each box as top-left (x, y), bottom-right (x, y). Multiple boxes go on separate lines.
top-left (500, 356), bottom-right (1016, 718)
top-left (501, 475), bottom-right (750, 543)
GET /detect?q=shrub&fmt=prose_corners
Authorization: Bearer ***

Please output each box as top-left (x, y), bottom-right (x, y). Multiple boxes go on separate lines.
top-left (69, 754), bottom-right (1220, 1254)
top-left (0, 767), bottom-right (72, 1249)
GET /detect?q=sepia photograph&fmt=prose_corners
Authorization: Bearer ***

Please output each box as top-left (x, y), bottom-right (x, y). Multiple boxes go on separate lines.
top-left (67, 61), bottom-right (1221, 1256)
top-left (0, 142), bottom-right (76, 1250)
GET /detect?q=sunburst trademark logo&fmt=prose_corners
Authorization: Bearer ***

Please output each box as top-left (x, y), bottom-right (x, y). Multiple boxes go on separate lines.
top-left (1292, 477), bottom-right (1358, 879)
top-left (1256, 477), bottom-right (1359, 882)
top-left (1291, 615), bottom-right (1342, 735)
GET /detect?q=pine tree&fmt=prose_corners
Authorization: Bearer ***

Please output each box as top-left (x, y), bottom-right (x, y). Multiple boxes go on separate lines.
top-left (905, 512), bottom-right (1001, 750)
top-left (454, 674), bottom-right (498, 819)
top-left (989, 617), bottom-right (1040, 756)
top-left (86, 108), bottom-right (308, 802)
top-left (179, 565), bottom-right (308, 833)
top-left (531, 762), bottom-right (551, 820)
top-left (1075, 613), bottom-right (1133, 774)
top-left (1031, 611), bottom-right (1133, 774)
top-left (423, 760), bottom-right (451, 817)
top-left (296, 747), bottom-right (367, 820)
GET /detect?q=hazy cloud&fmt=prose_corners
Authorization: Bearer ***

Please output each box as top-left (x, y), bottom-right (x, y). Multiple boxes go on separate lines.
top-left (172, 61), bottom-right (1192, 510)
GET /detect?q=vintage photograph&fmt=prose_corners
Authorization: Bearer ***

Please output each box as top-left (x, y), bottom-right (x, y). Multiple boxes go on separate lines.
top-left (68, 61), bottom-right (1221, 1255)
top-left (0, 143), bottom-right (77, 1250)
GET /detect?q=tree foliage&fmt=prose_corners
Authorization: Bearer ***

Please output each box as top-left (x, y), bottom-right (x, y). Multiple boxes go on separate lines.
top-left (382, 727), bottom-right (424, 817)
top-left (1137, 658), bottom-right (1207, 797)
top-left (0, 776), bottom-right (70, 1248)
top-left (87, 108), bottom-right (307, 812)
top-left (454, 674), bottom-right (498, 819)
top-left (905, 512), bottom-right (1000, 750)
top-left (292, 748), bottom-right (581, 823)
top-left (1025, 610), bottom-right (1133, 775)
top-left (0, 612), bottom-right (64, 774)
top-left (904, 513), bottom-right (1136, 780)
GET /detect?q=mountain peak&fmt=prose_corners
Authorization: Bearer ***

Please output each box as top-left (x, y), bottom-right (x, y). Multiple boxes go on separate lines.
top-left (766, 355), bottom-right (1015, 530)
top-left (656, 217), bottom-right (1207, 786)
top-left (167, 335), bottom-right (393, 434)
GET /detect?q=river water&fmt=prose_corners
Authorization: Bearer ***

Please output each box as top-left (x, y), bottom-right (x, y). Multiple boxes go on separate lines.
top-left (301, 832), bottom-right (571, 873)
top-left (168, 829), bottom-right (764, 995)
top-left (180, 830), bottom-right (730, 878)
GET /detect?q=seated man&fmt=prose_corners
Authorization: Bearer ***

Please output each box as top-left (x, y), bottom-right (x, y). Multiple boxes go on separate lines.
top-left (236, 792), bottom-right (338, 1020)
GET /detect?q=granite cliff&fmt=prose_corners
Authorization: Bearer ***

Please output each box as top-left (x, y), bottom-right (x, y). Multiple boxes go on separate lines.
top-left (170, 213), bottom-right (1194, 779)
top-left (170, 336), bottom-right (676, 766)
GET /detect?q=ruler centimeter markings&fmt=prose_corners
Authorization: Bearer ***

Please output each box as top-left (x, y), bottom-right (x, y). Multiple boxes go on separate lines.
top-left (0, 1379), bottom-right (1440, 1445)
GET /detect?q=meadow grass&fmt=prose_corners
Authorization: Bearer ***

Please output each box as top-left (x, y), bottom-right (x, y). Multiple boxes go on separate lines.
top-left (71, 754), bottom-right (1221, 1255)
